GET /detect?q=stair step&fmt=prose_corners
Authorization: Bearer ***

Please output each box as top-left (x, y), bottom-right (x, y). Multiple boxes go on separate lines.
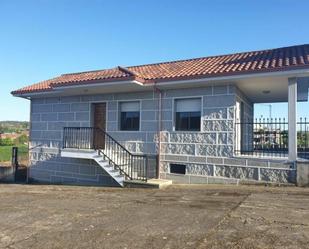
top-left (115, 177), bottom-right (124, 183)
top-left (107, 169), bottom-right (119, 173)
top-left (91, 151), bottom-right (125, 187)
top-left (93, 158), bottom-right (109, 165)
top-left (106, 170), bottom-right (120, 176)
top-left (98, 160), bottom-right (109, 165)
top-left (114, 175), bottom-right (124, 179)
top-left (103, 164), bottom-right (113, 168)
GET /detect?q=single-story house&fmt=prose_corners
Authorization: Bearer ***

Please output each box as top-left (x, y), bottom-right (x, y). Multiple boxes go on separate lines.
top-left (12, 44), bottom-right (309, 187)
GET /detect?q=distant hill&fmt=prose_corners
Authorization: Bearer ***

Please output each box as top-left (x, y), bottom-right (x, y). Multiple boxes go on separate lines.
top-left (0, 121), bottom-right (29, 133)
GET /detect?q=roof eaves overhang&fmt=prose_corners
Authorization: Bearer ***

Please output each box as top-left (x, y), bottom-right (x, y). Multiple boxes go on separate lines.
top-left (11, 66), bottom-right (309, 98)
top-left (52, 79), bottom-right (143, 90)
top-left (11, 89), bottom-right (60, 98)
top-left (150, 67), bottom-right (309, 87)
top-left (11, 78), bottom-right (149, 98)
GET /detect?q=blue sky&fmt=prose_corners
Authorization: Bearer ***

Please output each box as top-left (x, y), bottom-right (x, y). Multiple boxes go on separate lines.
top-left (0, 0), bottom-right (308, 121)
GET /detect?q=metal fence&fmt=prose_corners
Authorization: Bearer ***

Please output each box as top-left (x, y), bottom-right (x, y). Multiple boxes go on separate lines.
top-left (0, 147), bottom-right (28, 183)
top-left (235, 118), bottom-right (309, 159)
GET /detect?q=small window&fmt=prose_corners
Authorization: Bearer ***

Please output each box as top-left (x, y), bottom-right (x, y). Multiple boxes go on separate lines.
top-left (170, 164), bottom-right (186, 174)
top-left (120, 101), bottom-right (140, 131)
top-left (175, 98), bottom-right (201, 131)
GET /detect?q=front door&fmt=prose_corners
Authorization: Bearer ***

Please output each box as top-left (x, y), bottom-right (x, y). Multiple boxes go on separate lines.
top-left (92, 103), bottom-right (106, 149)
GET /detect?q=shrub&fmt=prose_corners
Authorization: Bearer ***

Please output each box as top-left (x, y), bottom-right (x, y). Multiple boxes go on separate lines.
top-left (14, 134), bottom-right (28, 145)
top-left (0, 138), bottom-right (14, 146)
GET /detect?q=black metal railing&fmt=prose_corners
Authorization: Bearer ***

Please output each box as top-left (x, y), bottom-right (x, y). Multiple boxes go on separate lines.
top-left (63, 127), bottom-right (95, 149)
top-left (63, 127), bottom-right (156, 181)
top-left (235, 118), bottom-right (309, 159)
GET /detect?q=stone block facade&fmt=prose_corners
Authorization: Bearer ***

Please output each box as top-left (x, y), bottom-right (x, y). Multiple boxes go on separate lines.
top-left (28, 83), bottom-right (296, 185)
top-left (160, 156), bottom-right (296, 184)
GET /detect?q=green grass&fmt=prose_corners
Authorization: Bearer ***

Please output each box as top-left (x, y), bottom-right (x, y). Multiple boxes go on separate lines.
top-left (0, 145), bottom-right (28, 162)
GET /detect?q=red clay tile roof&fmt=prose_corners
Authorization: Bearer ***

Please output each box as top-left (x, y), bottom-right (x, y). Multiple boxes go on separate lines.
top-left (12, 44), bottom-right (309, 95)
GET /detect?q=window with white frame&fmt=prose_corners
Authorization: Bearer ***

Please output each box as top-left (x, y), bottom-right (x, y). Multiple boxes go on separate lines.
top-left (175, 98), bottom-right (201, 131)
top-left (120, 101), bottom-right (140, 131)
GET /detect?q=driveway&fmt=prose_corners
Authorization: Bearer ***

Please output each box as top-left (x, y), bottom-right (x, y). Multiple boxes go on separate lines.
top-left (0, 184), bottom-right (308, 249)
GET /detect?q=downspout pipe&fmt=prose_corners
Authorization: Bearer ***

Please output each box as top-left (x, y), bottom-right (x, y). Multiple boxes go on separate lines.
top-left (27, 98), bottom-right (31, 183)
top-left (154, 85), bottom-right (163, 179)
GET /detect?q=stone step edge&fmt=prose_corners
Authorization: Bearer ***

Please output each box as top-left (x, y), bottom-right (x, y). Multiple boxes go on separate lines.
top-left (123, 179), bottom-right (172, 189)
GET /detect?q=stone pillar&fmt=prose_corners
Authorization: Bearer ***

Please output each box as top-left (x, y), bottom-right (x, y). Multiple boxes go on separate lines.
top-left (288, 78), bottom-right (297, 162)
top-left (296, 161), bottom-right (309, 187)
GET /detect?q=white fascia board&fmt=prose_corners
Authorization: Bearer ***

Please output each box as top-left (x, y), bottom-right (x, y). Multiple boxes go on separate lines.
top-left (52, 80), bottom-right (142, 90)
top-left (12, 91), bottom-right (60, 98)
top-left (12, 80), bottom-right (149, 98)
top-left (133, 80), bottom-right (147, 86)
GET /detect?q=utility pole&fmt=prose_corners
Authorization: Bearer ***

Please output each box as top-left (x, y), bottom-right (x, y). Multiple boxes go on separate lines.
top-left (260, 104), bottom-right (272, 128)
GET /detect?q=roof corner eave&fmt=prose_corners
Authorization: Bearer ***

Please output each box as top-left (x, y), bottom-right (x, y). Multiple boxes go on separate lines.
top-left (11, 93), bottom-right (31, 99)
top-left (11, 89), bottom-right (61, 99)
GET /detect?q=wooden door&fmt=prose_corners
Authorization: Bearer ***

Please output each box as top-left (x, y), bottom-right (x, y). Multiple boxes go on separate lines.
top-left (93, 103), bottom-right (106, 149)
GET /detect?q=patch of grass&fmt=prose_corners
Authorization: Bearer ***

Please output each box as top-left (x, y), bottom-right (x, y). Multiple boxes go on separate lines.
top-left (0, 145), bottom-right (28, 163)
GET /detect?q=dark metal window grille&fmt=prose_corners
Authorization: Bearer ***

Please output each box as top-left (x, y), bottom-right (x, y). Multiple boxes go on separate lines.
top-left (120, 112), bottom-right (140, 131)
top-left (175, 112), bottom-right (201, 131)
top-left (170, 164), bottom-right (186, 174)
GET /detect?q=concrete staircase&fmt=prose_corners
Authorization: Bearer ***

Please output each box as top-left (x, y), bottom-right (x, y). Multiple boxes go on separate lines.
top-left (61, 127), bottom-right (166, 187)
top-left (61, 146), bottom-right (172, 188)
top-left (61, 149), bottom-right (125, 187)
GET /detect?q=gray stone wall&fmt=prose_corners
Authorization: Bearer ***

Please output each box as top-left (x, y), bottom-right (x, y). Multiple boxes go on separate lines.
top-left (158, 85), bottom-right (236, 179)
top-left (30, 95), bottom-right (113, 185)
top-left (160, 157), bottom-right (296, 184)
top-left (29, 84), bottom-right (239, 185)
top-left (29, 91), bottom-right (161, 184)
top-left (296, 161), bottom-right (309, 187)
top-left (29, 85), bottom-right (237, 154)
top-left (160, 85), bottom-right (235, 159)
top-left (28, 83), bottom-right (293, 185)
top-left (29, 148), bottom-right (119, 186)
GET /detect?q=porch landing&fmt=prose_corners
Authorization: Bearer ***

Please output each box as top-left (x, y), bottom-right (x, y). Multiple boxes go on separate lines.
top-left (61, 148), bottom-right (97, 159)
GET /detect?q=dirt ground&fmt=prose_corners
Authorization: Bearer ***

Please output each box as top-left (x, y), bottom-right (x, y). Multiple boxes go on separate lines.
top-left (0, 184), bottom-right (308, 249)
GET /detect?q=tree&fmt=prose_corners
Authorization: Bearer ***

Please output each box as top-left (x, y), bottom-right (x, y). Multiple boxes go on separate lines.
top-left (14, 134), bottom-right (28, 145)
top-left (0, 138), bottom-right (14, 146)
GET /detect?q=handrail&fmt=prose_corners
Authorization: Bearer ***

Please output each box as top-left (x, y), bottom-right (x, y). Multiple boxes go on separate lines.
top-left (95, 128), bottom-right (148, 180)
top-left (62, 127), bottom-right (152, 181)
top-left (94, 128), bottom-right (134, 156)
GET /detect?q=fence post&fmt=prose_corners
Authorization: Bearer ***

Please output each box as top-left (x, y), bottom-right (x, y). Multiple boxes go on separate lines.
top-left (156, 154), bottom-right (160, 179)
top-left (145, 155), bottom-right (149, 182)
top-left (11, 147), bottom-right (18, 182)
top-left (257, 167), bottom-right (261, 181)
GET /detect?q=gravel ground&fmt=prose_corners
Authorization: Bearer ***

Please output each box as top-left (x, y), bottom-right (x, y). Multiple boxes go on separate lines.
top-left (0, 184), bottom-right (308, 249)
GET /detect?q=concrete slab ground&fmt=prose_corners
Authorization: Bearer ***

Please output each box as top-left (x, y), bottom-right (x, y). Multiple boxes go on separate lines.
top-left (0, 184), bottom-right (308, 249)
top-left (124, 178), bottom-right (173, 188)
